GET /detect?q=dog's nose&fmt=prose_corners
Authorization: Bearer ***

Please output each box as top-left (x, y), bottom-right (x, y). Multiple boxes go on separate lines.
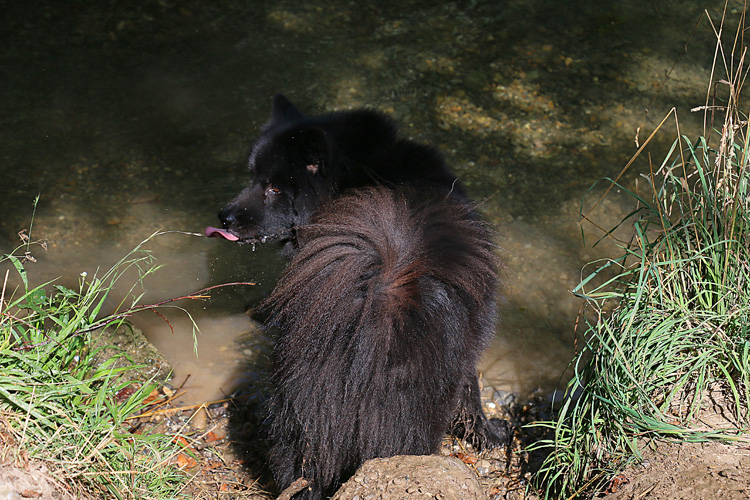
top-left (218, 206), bottom-right (237, 229)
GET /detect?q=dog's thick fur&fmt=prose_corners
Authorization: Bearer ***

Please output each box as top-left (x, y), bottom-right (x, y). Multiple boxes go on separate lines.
top-left (208, 96), bottom-right (506, 500)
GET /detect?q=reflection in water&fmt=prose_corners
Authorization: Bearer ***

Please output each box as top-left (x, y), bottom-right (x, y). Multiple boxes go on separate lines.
top-left (0, 0), bottom-right (727, 403)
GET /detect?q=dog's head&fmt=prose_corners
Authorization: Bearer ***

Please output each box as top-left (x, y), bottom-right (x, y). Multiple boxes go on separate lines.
top-left (206, 95), bottom-right (338, 248)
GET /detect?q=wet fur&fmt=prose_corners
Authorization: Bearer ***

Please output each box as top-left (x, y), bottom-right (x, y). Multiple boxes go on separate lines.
top-left (215, 96), bottom-right (507, 499)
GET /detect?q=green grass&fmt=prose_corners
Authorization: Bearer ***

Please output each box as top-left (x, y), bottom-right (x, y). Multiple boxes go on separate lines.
top-left (0, 229), bottom-right (190, 499)
top-left (528, 9), bottom-right (750, 499)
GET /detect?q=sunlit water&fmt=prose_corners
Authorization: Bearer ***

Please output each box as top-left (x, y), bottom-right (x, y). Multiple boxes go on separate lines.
top-left (1, 0), bottom-right (735, 403)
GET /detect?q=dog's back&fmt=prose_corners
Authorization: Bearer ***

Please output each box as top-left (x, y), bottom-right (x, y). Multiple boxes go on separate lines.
top-left (264, 187), bottom-right (498, 499)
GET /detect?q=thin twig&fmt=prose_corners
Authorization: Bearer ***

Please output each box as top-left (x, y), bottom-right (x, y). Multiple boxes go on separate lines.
top-left (12, 281), bottom-right (257, 350)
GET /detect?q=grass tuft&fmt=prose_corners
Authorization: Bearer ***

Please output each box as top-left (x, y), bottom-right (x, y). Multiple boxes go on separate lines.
top-left (529, 6), bottom-right (750, 498)
top-left (0, 228), bottom-right (190, 499)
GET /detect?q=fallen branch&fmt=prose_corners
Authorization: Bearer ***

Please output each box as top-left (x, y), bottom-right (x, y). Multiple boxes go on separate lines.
top-left (276, 478), bottom-right (310, 500)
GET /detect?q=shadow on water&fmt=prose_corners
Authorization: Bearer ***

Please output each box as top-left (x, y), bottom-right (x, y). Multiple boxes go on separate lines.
top-left (0, 1), bottom-right (739, 470)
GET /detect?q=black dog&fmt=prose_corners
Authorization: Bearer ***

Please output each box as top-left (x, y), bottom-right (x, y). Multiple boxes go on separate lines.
top-left (206, 96), bottom-right (507, 499)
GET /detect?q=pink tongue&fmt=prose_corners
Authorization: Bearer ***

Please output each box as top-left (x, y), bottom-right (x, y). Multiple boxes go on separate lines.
top-left (204, 226), bottom-right (240, 241)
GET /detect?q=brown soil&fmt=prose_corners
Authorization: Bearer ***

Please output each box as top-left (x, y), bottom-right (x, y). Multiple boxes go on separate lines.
top-left (601, 440), bottom-right (750, 500)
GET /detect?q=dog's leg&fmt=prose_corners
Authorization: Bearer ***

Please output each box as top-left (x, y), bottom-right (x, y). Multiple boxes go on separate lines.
top-left (450, 373), bottom-right (511, 450)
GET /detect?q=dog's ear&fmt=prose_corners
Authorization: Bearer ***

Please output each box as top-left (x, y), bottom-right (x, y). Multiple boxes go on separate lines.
top-left (302, 127), bottom-right (330, 174)
top-left (268, 94), bottom-right (305, 126)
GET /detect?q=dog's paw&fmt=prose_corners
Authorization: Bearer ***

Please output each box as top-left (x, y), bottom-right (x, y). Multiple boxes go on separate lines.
top-left (477, 418), bottom-right (512, 450)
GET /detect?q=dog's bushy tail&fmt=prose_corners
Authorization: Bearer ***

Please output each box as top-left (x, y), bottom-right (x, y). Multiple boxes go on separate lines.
top-left (263, 187), bottom-right (498, 498)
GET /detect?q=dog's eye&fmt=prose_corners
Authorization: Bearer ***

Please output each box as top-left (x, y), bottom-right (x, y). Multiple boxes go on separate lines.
top-left (265, 185), bottom-right (281, 197)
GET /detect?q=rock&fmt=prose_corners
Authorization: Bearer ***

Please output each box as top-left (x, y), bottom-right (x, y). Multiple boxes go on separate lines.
top-left (0, 462), bottom-right (79, 500)
top-left (331, 455), bottom-right (489, 500)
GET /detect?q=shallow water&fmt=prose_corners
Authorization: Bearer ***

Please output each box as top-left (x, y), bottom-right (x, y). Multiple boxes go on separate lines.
top-left (0, 0), bottom-right (737, 403)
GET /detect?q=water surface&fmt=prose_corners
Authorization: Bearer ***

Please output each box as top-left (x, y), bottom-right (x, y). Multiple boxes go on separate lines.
top-left (0, 0), bottom-right (734, 403)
